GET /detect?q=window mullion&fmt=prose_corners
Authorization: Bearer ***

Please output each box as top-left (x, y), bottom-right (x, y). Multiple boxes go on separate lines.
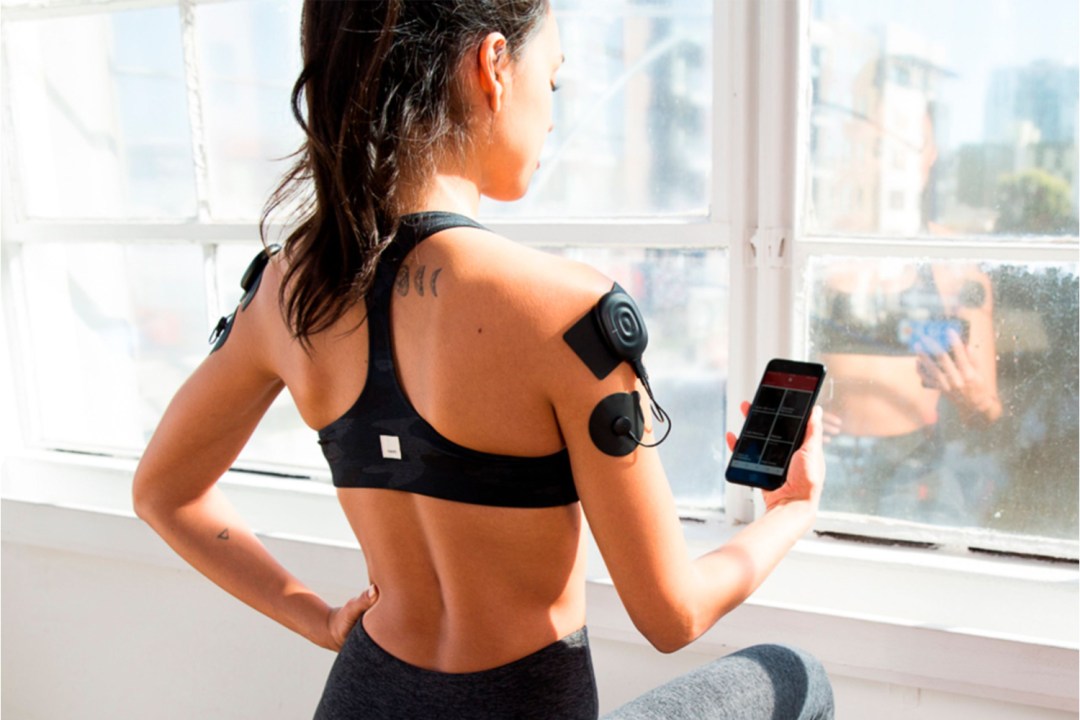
top-left (724, 0), bottom-right (804, 522)
top-left (797, 236), bottom-right (1079, 263)
top-left (755, 0), bottom-right (801, 364)
top-left (723, 0), bottom-right (760, 522)
top-left (178, 0), bottom-right (211, 222)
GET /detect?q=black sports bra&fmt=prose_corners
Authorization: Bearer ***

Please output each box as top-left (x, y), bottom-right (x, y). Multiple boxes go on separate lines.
top-left (317, 212), bottom-right (578, 508)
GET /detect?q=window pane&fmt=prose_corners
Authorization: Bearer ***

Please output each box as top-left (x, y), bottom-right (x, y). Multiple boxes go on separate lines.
top-left (807, 0), bottom-right (1079, 237)
top-left (482, 0), bottom-right (713, 219)
top-left (5, 8), bottom-right (197, 219)
top-left (19, 243), bottom-right (208, 451)
top-left (195, 0), bottom-right (304, 220)
top-left (807, 257), bottom-right (1078, 540)
top-left (549, 247), bottom-right (728, 505)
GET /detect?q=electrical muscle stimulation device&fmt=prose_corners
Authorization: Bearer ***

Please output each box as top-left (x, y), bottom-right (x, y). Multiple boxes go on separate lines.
top-left (563, 283), bottom-right (672, 457)
top-left (208, 244), bottom-right (281, 352)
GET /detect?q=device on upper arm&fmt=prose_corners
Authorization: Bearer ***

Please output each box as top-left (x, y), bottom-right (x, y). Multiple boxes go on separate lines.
top-left (208, 244), bottom-right (281, 352)
top-left (564, 283), bottom-right (672, 457)
top-left (725, 359), bottom-right (826, 491)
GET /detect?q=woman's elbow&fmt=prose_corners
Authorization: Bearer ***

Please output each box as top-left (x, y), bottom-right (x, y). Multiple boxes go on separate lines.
top-left (637, 605), bottom-right (703, 654)
top-left (131, 466), bottom-right (165, 522)
top-left (647, 630), bottom-right (692, 654)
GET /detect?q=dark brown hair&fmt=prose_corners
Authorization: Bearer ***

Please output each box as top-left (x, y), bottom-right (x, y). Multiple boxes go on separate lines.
top-left (263, 0), bottom-right (549, 344)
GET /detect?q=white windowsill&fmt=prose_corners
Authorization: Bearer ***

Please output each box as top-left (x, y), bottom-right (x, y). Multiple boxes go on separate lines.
top-left (2, 449), bottom-right (1077, 711)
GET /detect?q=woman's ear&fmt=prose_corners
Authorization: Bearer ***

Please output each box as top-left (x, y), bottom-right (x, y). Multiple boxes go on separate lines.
top-left (476, 31), bottom-right (510, 112)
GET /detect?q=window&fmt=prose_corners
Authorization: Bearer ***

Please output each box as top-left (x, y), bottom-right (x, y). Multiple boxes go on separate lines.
top-left (803, 0), bottom-right (1078, 555)
top-left (1, 0), bottom-right (724, 504)
top-left (4, 0), bottom-right (1076, 558)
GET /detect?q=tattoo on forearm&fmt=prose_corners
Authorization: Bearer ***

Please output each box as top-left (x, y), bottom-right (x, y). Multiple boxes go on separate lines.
top-left (217, 528), bottom-right (230, 541)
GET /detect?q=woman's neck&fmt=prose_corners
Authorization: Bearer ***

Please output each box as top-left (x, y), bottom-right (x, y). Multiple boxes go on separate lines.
top-left (401, 172), bottom-right (482, 218)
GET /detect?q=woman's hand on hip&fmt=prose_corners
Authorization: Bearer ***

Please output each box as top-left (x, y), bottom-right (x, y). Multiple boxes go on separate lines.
top-left (323, 584), bottom-right (379, 652)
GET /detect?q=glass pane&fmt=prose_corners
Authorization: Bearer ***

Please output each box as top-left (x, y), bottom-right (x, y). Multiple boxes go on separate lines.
top-left (549, 247), bottom-right (728, 505)
top-left (195, 0), bottom-right (304, 221)
top-left (19, 243), bottom-right (208, 451)
top-left (807, 0), bottom-right (1079, 237)
top-left (482, 0), bottom-right (713, 219)
top-left (215, 243), bottom-right (324, 470)
top-left (807, 257), bottom-right (1078, 540)
top-left (5, 8), bottom-right (196, 219)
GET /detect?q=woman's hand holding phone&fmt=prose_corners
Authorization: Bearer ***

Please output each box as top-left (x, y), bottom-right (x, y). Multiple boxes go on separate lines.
top-left (727, 401), bottom-right (826, 513)
top-left (760, 405), bottom-right (825, 512)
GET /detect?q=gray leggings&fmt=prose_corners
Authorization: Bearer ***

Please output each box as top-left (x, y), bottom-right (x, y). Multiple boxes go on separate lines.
top-left (314, 618), bottom-right (833, 719)
top-left (605, 644), bottom-right (835, 720)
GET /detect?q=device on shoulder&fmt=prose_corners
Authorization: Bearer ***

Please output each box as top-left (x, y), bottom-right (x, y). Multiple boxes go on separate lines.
top-left (725, 359), bottom-right (826, 491)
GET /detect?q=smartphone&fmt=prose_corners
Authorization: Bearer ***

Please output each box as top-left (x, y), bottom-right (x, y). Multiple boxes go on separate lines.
top-left (725, 359), bottom-right (827, 491)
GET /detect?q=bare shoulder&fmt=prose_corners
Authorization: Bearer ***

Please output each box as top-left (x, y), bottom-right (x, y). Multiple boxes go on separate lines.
top-left (210, 247), bottom-right (307, 379)
top-left (438, 227), bottom-right (615, 334)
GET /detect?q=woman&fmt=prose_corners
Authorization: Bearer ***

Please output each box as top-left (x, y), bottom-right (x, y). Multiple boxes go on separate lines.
top-left (133, 2), bottom-right (833, 718)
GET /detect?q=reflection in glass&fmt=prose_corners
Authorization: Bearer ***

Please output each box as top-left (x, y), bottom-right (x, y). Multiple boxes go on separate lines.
top-left (550, 247), bottom-right (728, 505)
top-left (6, 8), bottom-right (196, 219)
top-left (482, 0), bottom-right (712, 218)
top-left (807, 0), bottom-right (1078, 237)
top-left (21, 244), bottom-right (208, 450)
top-left (807, 257), bottom-right (1078, 539)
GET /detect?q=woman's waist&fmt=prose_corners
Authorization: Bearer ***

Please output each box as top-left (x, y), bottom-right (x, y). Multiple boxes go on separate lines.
top-left (360, 589), bottom-right (587, 674)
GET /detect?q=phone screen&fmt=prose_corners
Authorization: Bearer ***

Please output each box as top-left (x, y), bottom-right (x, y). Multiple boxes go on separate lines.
top-left (899, 317), bottom-right (971, 354)
top-left (725, 359), bottom-right (826, 491)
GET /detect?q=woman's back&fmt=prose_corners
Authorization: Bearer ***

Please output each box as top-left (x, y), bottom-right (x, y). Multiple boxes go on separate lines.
top-left (253, 218), bottom-right (611, 672)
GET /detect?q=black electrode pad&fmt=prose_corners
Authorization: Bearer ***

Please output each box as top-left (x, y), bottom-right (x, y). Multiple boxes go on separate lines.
top-left (209, 312), bottom-right (236, 352)
top-left (564, 283), bottom-right (648, 380)
top-left (240, 243), bottom-right (281, 309)
top-left (589, 391), bottom-right (645, 457)
top-left (209, 244), bottom-right (280, 353)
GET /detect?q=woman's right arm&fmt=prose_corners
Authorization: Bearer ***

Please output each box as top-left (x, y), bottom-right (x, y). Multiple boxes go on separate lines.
top-left (132, 276), bottom-right (372, 651)
top-left (546, 285), bottom-right (825, 653)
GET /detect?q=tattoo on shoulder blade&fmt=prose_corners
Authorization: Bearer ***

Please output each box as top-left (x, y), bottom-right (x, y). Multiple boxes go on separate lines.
top-left (217, 528), bottom-right (230, 541)
top-left (430, 268), bottom-right (443, 297)
top-left (395, 267), bottom-right (410, 296)
top-left (415, 265), bottom-right (426, 297)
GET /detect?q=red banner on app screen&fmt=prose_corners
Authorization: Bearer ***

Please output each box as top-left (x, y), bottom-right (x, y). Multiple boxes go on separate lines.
top-left (762, 371), bottom-right (818, 392)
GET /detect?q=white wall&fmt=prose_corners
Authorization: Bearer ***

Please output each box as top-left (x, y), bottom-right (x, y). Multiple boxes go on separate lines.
top-left (3, 498), bottom-right (1077, 720)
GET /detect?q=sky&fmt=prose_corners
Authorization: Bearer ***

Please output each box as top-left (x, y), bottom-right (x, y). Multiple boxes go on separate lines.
top-left (819, 0), bottom-right (1080, 146)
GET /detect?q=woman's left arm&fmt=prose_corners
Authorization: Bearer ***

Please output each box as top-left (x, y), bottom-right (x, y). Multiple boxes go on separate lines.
top-left (132, 286), bottom-right (371, 651)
